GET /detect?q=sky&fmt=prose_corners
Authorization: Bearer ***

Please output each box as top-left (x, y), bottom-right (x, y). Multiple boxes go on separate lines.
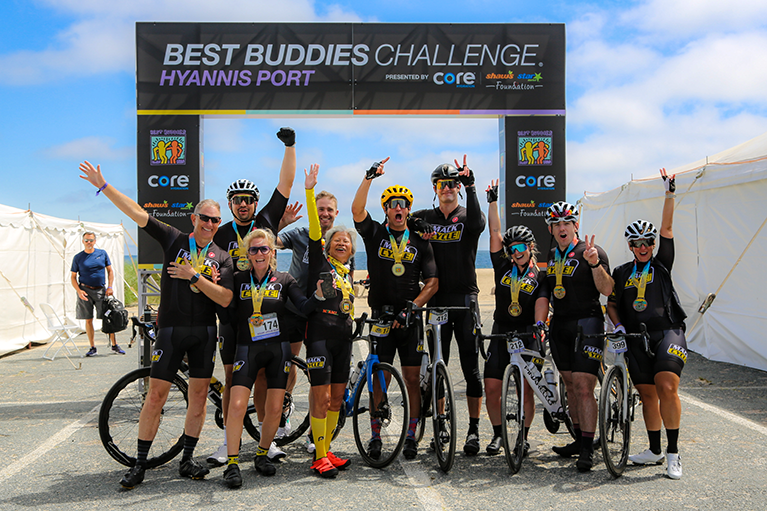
top-left (2, 0), bottom-right (767, 253)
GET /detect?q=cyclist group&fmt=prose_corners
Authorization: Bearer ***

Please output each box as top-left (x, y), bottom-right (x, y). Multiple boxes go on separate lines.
top-left (79, 126), bottom-right (686, 487)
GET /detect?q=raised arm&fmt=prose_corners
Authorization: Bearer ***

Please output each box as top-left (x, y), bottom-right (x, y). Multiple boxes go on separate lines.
top-left (456, 155), bottom-right (485, 232)
top-left (79, 161), bottom-right (149, 228)
top-left (304, 164), bottom-right (322, 242)
top-left (486, 179), bottom-right (503, 253)
top-left (660, 168), bottom-right (675, 238)
top-left (352, 157), bottom-right (389, 222)
top-left (275, 127), bottom-right (297, 199)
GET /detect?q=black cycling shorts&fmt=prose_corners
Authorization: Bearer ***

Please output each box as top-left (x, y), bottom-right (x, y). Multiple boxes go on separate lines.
top-left (218, 321), bottom-right (237, 365)
top-left (548, 316), bottom-right (604, 376)
top-left (628, 328), bottom-right (687, 385)
top-left (305, 338), bottom-right (352, 387)
top-left (150, 325), bottom-right (217, 382)
top-left (281, 309), bottom-right (308, 345)
top-left (376, 323), bottom-right (423, 368)
top-left (483, 323), bottom-right (541, 381)
top-left (231, 340), bottom-right (291, 390)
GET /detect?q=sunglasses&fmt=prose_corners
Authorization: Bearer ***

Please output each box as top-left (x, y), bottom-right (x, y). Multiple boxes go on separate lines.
top-left (232, 195), bottom-right (255, 205)
top-left (387, 198), bottom-right (410, 209)
top-left (507, 243), bottom-right (528, 254)
top-left (247, 245), bottom-right (272, 255)
top-left (197, 214), bottom-right (221, 224)
top-left (630, 239), bottom-right (655, 248)
top-left (83, 239), bottom-right (96, 243)
top-left (436, 180), bottom-right (458, 190)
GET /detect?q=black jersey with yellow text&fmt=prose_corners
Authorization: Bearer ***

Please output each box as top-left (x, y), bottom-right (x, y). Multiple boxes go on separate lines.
top-left (546, 240), bottom-right (609, 320)
top-left (306, 237), bottom-right (354, 341)
top-left (491, 250), bottom-right (548, 327)
top-left (142, 215), bottom-right (233, 329)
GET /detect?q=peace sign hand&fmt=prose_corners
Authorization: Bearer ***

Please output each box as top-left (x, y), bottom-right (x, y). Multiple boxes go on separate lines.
top-left (454, 154), bottom-right (475, 186)
top-left (583, 234), bottom-right (600, 267)
top-left (660, 167), bottom-right (676, 194)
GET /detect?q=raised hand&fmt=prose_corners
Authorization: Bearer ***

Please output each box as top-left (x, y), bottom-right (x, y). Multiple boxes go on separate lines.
top-left (455, 154), bottom-right (475, 186)
top-left (486, 179), bottom-right (499, 203)
top-left (78, 161), bottom-right (107, 190)
top-left (280, 201), bottom-right (304, 227)
top-left (660, 167), bottom-right (676, 194)
top-left (365, 156), bottom-right (390, 180)
top-left (583, 234), bottom-right (600, 266)
top-left (304, 163), bottom-right (320, 190)
top-left (276, 127), bottom-right (296, 147)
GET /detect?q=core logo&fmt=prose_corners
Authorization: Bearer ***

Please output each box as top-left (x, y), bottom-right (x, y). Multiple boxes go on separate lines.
top-left (515, 174), bottom-right (555, 190)
top-left (433, 71), bottom-right (475, 87)
top-left (148, 174), bottom-right (190, 190)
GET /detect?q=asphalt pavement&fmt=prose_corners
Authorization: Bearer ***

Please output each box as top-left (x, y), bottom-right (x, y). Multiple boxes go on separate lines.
top-left (1, 305), bottom-right (766, 511)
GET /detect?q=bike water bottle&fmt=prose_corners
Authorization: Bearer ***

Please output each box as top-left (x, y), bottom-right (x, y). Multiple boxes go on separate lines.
top-left (544, 368), bottom-right (556, 387)
top-left (419, 353), bottom-right (429, 389)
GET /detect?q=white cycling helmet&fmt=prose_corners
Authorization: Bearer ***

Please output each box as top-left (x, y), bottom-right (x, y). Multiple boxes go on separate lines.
top-left (546, 201), bottom-right (578, 225)
top-left (624, 219), bottom-right (657, 241)
top-left (226, 179), bottom-right (260, 202)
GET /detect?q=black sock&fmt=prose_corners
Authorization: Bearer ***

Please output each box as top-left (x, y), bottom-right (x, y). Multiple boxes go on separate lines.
top-left (182, 434), bottom-right (199, 461)
top-left (137, 439), bottom-right (152, 467)
top-left (573, 425), bottom-right (582, 445)
top-left (666, 428), bottom-right (679, 454)
top-left (648, 430), bottom-right (662, 454)
top-left (524, 426), bottom-right (530, 440)
top-left (492, 425), bottom-right (503, 438)
top-left (469, 417), bottom-right (480, 435)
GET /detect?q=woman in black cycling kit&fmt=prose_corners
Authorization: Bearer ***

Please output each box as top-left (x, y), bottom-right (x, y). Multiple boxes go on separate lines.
top-left (606, 168), bottom-right (686, 480)
top-left (607, 169), bottom-right (687, 479)
top-left (223, 228), bottom-right (318, 488)
top-left (483, 180), bottom-right (549, 456)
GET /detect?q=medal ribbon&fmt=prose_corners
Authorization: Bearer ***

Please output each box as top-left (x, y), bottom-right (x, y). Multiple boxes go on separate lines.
top-left (554, 241), bottom-right (576, 290)
top-left (630, 261), bottom-right (651, 305)
top-left (509, 265), bottom-right (524, 313)
top-left (386, 227), bottom-right (410, 269)
top-left (327, 256), bottom-right (354, 318)
top-left (189, 235), bottom-right (212, 274)
top-left (235, 221), bottom-right (255, 258)
top-left (249, 270), bottom-right (272, 317)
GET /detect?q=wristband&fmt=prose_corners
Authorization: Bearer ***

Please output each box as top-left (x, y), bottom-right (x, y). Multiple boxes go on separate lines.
top-left (96, 183), bottom-right (108, 196)
top-left (588, 259), bottom-right (601, 269)
top-left (314, 291), bottom-right (326, 301)
top-left (190, 273), bottom-right (201, 285)
top-left (614, 322), bottom-right (622, 327)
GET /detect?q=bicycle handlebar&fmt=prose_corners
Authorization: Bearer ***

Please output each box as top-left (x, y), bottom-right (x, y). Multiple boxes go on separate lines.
top-left (476, 325), bottom-right (547, 361)
top-left (575, 323), bottom-right (654, 358)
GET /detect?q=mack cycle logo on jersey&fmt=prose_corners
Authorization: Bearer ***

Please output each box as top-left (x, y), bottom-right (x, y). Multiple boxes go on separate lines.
top-left (150, 129), bottom-right (186, 166)
top-left (546, 260), bottom-right (578, 276)
top-left (430, 223), bottom-right (464, 242)
top-left (378, 242), bottom-right (417, 262)
top-left (500, 275), bottom-right (537, 294)
top-left (517, 130), bottom-right (553, 167)
top-left (239, 283), bottom-right (281, 300)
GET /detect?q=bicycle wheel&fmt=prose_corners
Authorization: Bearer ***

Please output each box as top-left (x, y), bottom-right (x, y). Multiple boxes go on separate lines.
top-left (432, 362), bottom-right (457, 473)
top-left (249, 356), bottom-right (311, 446)
top-left (559, 375), bottom-right (577, 440)
top-left (599, 366), bottom-right (631, 477)
top-left (352, 362), bottom-right (409, 468)
top-left (99, 367), bottom-right (187, 468)
top-left (415, 379), bottom-right (431, 444)
top-left (500, 363), bottom-right (524, 474)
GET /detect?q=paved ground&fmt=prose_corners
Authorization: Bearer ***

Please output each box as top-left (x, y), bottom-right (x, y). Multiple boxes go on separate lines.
top-left (1, 303), bottom-right (766, 511)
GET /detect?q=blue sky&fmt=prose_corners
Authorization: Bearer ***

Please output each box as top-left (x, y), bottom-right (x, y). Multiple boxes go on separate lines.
top-left (2, 0), bottom-right (767, 253)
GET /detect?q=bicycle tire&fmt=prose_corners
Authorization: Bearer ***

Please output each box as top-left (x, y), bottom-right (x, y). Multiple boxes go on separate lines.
top-left (599, 366), bottom-right (631, 477)
top-left (432, 362), bottom-right (457, 473)
top-left (248, 356), bottom-right (311, 446)
top-left (352, 362), bottom-right (409, 468)
top-left (415, 380), bottom-right (431, 444)
top-left (500, 364), bottom-right (524, 474)
top-left (98, 367), bottom-right (187, 468)
top-left (559, 375), bottom-right (577, 440)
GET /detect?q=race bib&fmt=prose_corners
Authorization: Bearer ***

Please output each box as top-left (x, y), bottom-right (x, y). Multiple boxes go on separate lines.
top-left (507, 337), bottom-right (525, 354)
top-left (428, 310), bottom-right (448, 326)
top-left (607, 337), bottom-right (628, 354)
top-left (371, 322), bottom-right (391, 337)
top-left (249, 313), bottom-right (280, 341)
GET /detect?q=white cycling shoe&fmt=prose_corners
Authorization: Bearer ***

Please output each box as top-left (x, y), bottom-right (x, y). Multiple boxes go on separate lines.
top-left (206, 443), bottom-right (228, 466)
top-left (628, 448), bottom-right (665, 465)
top-left (666, 451), bottom-right (682, 479)
top-left (267, 442), bottom-right (287, 461)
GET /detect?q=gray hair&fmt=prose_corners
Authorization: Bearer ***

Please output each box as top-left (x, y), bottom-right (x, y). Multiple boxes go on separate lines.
top-left (82, 231), bottom-right (96, 239)
top-left (324, 226), bottom-right (358, 258)
top-left (193, 199), bottom-right (221, 215)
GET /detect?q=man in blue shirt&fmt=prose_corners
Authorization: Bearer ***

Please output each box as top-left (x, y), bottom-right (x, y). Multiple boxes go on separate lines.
top-left (70, 231), bottom-right (124, 356)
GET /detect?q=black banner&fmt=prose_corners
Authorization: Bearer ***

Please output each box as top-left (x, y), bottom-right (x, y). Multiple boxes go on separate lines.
top-left (136, 115), bottom-right (201, 264)
top-left (136, 22), bottom-right (565, 114)
top-left (501, 116), bottom-right (566, 251)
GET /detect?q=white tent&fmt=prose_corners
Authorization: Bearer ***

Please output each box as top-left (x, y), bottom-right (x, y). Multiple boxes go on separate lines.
top-left (578, 132), bottom-right (767, 372)
top-left (0, 204), bottom-right (125, 357)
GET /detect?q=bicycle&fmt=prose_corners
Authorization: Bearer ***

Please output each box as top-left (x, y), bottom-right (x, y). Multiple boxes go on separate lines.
top-left (332, 311), bottom-right (410, 468)
top-left (476, 324), bottom-right (573, 474)
top-left (98, 316), bottom-right (312, 468)
top-left (577, 324), bottom-right (651, 477)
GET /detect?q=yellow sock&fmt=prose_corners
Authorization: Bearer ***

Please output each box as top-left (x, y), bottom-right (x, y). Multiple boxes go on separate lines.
top-left (325, 410), bottom-right (340, 454)
top-left (311, 415), bottom-right (328, 459)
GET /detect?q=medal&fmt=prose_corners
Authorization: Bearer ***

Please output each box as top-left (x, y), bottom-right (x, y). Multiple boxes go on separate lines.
top-left (387, 227), bottom-right (410, 278)
top-left (188, 234), bottom-right (212, 294)
top-left (633, 298), bottom-right (648, 312)
top-left (552, 241), bottom-right (576, 300)
top-left (249, 271), bottom-right (271, 326)
top-left (392, 263), bottom-right (405, 276)
top-left (553, 285), bottom-right (566, 299)
top-left (327, 255), bottom-right (355, 319)
top-left (190, 283), bottom-right (200, 293)
top-left (630, 261), bottom-right (652, 313)
top-left (250, 313), bottom-right (264, 327)
top-left (341, 299), bottom-right (353, 314)
top-left (509, 303), bottom-right (522, 317)
top-left (237, 257), bottom-right (249, 271)
top-left (507, 265), bottom-right (527, 318)
top-left (234, 221), bottom-right (255, 262)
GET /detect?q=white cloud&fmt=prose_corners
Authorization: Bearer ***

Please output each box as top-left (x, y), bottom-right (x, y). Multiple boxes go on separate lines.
top-left (45, 136), bottom-right (133, 161)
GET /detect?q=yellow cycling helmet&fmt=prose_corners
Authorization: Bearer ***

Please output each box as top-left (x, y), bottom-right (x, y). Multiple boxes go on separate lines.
top-left (380, 185), bottom-right (414, 210)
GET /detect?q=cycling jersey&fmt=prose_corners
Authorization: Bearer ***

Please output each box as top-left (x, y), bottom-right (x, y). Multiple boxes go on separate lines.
top-left (546, 240), bottom-right (610, 320)
top-left (142, 215), bottom-right (233, 329)
top-left (306, 236), bottom-right (354, 340)
top-left (354, 213), bottom-right (438, 311)
top-left (491, 250), bottom-right (548, 327)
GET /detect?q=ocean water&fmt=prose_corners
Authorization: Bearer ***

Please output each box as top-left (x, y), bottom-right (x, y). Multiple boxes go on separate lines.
top-left (127, 250), bottom-right (494, 273)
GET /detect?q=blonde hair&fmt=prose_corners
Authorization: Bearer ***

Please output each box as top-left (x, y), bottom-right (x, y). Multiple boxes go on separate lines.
top-left (241, 228), bottom-right (277, 271)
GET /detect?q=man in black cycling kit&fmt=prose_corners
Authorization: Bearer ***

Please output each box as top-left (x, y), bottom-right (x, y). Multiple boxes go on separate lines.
top-left (352, 157), bottom-right (438, 460)
top-left (410, 156), bottom-right (486, 455)
top-left (78, 161), bottom-right (234, 489)
top-left (208, 128), bottom-right (297, 466)
top-left (545, 201), bottom-right (613, 472)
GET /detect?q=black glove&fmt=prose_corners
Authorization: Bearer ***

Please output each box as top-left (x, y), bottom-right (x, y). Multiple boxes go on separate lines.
top-left (458, 167), bottom-right (475, 186)
top-left (486, 183), bottom-right (498, 203)
top-left (662, 173), bottom-right (676, 193)
top-left (396, 308), bottom-right (409, 326)
top-left (535, 320), bottom-right (549, 334)
top-left (276, 127), bottom-right (295, 147)
top-left (365, 161), bottom-right (383, 180)
top-left (408, 215), bottom-right (432, 234)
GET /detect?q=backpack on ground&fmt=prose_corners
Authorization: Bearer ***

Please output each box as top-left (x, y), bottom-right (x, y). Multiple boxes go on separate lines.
top-left (102, 297), bottom-right (129, 334)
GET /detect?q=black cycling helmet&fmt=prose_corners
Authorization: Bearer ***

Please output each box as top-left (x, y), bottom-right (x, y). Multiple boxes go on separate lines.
top-left (226, 179), bottom-right (260, 202)
top-left (430, 163), bottom-right (460, 185)
top-left (503, 225), bottom-right (536, 246)
top-left (624, 219), bottom-right (658, 241)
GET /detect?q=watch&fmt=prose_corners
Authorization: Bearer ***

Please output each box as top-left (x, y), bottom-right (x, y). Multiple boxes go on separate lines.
top-left (190, 273), bottom-right (201, 284)
top-left (588, 259), bottom-right (601, 269)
